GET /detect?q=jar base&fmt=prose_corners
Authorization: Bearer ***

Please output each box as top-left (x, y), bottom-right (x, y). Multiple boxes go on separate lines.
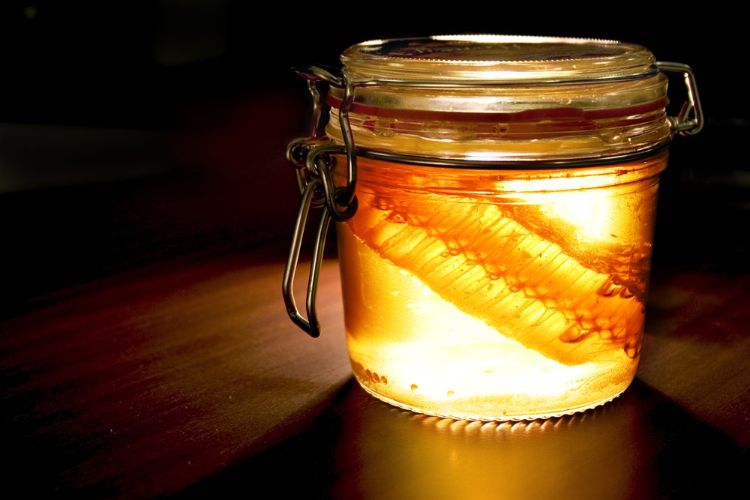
top-left (354, 376), bottom-right (630, 422)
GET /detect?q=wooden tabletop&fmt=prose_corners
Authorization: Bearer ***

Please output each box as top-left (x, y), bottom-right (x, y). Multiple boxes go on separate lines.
top-left (1, 247), bottom-right (748, 498)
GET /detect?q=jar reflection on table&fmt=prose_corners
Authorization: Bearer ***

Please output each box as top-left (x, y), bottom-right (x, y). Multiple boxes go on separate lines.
top-left (332, 386), bottom-right (655, 500)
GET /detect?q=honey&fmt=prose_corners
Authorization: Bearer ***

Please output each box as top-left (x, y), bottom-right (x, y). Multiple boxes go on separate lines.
top-left (338, 154), bottom-right (665, 419)
top-left (284, 35), bottom-right (702, 420)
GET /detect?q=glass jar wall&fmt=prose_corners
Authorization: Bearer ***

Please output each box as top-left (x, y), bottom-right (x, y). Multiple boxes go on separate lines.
top-left (338, 153), bottom-right (666, 419)
top-left (285, 35), bottom-right (701, 420)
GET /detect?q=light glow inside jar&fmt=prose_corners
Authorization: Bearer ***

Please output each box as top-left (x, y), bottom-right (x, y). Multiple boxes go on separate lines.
top-left (338, 153), bottom-right (664, 420)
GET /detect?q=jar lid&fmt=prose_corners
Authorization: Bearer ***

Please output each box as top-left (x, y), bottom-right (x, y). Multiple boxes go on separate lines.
top-left (341, 35), bottom-right (656, 83)
top-left (327, 35), bottom-right (671, 163)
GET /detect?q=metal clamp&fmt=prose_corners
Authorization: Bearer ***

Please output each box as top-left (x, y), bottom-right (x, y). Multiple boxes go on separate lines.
top-left (281, 178), bottom-right (330, 337)
top-left (282, 66), bottom-right (358, 338)
top-left (656, 61), bottom-right (704, 136)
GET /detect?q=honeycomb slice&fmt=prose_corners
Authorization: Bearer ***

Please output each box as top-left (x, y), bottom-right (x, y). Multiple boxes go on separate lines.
top-left (346, 191), bottom-right (646, 365)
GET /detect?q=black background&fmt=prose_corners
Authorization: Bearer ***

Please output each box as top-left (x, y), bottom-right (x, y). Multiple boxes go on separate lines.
top-left (2, 2), bottom-right (745, 126)
top-left (1, 1), bottom-right (748, 313)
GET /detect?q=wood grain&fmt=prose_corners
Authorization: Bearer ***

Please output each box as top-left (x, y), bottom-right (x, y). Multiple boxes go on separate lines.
top-left (1, 251), bottom-right (350, 497)
top-left (639, 272), bottom-right (750, 447)
top-left (1, 249), bottom-right (748, 497)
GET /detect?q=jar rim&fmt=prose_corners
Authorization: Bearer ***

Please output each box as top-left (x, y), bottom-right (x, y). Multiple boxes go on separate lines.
top-left (342, 35), bottom-right (655, 83)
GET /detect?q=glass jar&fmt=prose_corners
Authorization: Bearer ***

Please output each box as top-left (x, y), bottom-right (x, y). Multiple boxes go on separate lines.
top-left (284, 35), bottom-right (702, 420)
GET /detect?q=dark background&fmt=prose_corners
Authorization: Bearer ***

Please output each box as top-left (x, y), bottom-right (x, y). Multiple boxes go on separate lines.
top-left (1, 1), bottom-right (748, 315)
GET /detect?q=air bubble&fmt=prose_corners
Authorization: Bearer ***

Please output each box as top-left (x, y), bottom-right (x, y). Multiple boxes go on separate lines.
top-left (624, 343), bottom-right (640, 358)
top-left (560, 325), bottom-right (586, 342)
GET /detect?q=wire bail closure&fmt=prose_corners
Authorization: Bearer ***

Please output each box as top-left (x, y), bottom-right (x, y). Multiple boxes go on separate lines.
top-left (282, 61), bottom-right (703, 338)
top-left (656, 61), bottom-right (704, 136)
top-left (282, 66), bottom-right (358, 338)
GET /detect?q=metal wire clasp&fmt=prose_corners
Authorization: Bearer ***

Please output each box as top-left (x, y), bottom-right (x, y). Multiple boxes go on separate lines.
top-left (656, 61), bottom-right (704, 136)
top-left (282, 66), bottom-right (358, 338)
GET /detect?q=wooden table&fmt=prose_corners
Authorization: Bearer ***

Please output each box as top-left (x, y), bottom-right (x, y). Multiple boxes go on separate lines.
top-left (1, 247), bottom-right (748, 498)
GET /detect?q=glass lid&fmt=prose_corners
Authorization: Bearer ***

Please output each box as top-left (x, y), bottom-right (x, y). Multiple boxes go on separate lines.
top-left (341, 35), bottom-right (656, 82)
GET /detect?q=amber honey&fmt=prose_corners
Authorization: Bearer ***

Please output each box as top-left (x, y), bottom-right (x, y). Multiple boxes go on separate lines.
top-left (337, 153), bottom-right (665, 419)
